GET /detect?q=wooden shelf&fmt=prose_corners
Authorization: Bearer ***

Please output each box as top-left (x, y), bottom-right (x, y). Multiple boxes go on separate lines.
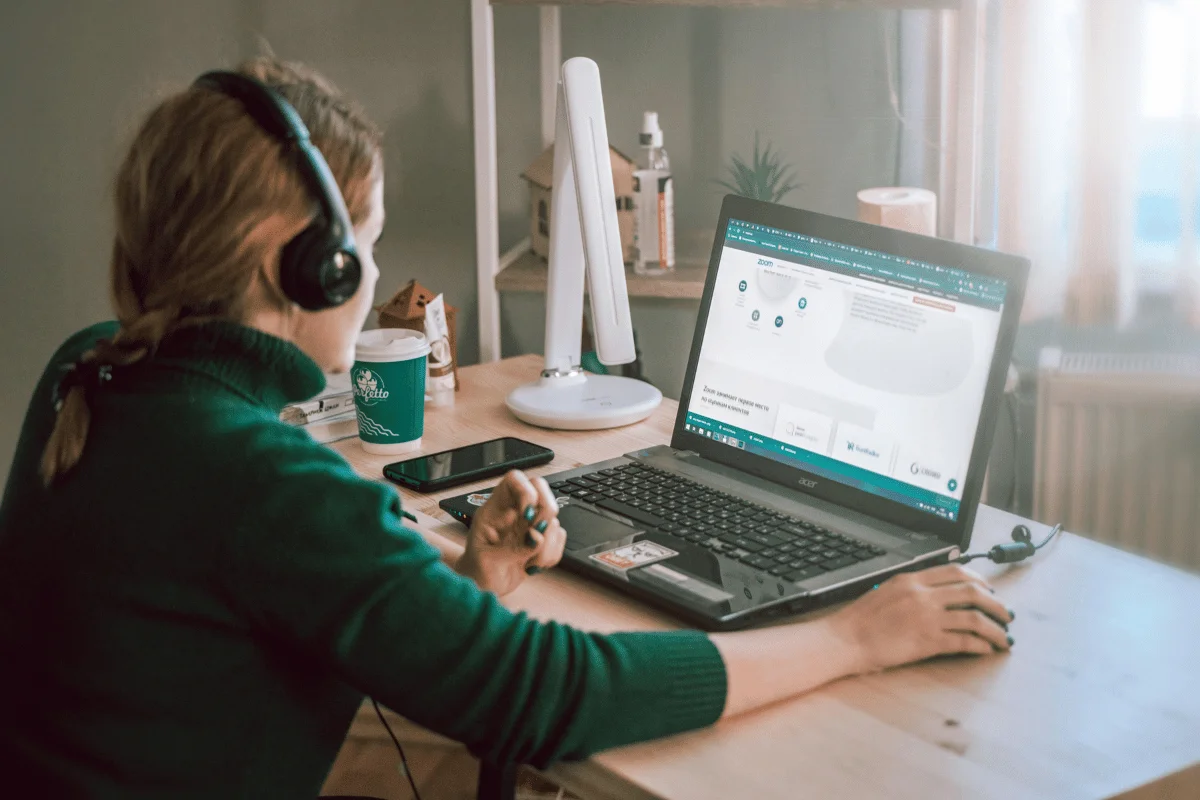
top-left (492, 0), bottom-right (958, 9)
top-left (496, 250), bottom-right (710, 299)
top-left (498, 228), bottom-right (713, 299)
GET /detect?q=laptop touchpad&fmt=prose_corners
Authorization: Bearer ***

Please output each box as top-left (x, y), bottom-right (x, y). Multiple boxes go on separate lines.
top-left (558, 504), bottom-right (641, 551)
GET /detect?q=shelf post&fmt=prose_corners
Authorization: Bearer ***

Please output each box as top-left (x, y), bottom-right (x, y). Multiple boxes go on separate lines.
top-left (951, 0), bottom-right (985, 245)
top-left (472, 0), bottom-right (502, 362)
top-left (540, 6), bottom-right (561, 149)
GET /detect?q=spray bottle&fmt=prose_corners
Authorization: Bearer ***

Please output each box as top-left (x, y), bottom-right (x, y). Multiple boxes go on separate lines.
top-left (632, 111), bottom-right (675, 274)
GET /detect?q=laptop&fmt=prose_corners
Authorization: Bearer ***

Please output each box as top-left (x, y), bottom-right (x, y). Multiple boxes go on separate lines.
top-left (442, 196), bottom-right (1029, 630)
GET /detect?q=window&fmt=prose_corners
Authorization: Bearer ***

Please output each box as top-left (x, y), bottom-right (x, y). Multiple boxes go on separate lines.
top-left (1133, 0), bottom-right (1200, 295)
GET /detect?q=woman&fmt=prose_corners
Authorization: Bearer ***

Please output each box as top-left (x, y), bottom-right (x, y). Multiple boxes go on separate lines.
top-left (0, 57), bottom-right (1013, 798)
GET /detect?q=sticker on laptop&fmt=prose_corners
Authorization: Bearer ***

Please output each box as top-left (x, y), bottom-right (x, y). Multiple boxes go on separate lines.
top-left (466, 491), bottom-right (570, 508)
top-left (590, 541), bottom-right (678, 571)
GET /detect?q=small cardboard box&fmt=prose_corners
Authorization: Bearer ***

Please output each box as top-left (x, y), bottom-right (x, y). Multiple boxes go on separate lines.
top-left (376, 280), bottom-right (459, 390)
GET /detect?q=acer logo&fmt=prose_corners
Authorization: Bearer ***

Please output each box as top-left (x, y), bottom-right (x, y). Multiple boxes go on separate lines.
top-left (797, 478), bottom-right (818, 488)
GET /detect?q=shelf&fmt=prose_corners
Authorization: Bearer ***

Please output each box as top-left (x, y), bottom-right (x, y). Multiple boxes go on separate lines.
top-left (497, 250), bottom-right (710, 299)
top-left (498, 228), bottom-right (713, 299)
top-left (492, 1), bottom-right (958, 9)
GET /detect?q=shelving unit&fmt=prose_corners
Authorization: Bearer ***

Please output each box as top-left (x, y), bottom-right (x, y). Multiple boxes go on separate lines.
top-left (471, 0), bottom-right (984, 361)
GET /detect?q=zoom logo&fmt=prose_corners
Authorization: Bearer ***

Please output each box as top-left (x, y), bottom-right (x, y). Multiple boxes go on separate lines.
top-left (757, 258), bottom-right (774, 267)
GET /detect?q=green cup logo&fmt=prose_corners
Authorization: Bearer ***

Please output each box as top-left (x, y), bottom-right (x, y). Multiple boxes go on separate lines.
top-left (353, 367), bottom-right (390, 406)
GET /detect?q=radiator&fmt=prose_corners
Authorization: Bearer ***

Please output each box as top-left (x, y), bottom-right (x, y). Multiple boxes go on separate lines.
top-left (1034, 348), bottom-right (1200, 572)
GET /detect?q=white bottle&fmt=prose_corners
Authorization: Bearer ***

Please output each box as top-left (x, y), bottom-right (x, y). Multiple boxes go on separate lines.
top-left (632, 111), bottom-right (675, 275)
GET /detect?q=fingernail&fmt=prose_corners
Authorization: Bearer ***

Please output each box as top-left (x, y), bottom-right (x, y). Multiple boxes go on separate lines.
top-left (535, 519), bottom-right (549, 534)
top-left (525, 565), bottom-right (541, 576)
top-left (1006, 634), bottom-right (1014, 647)
top-left (1008, 608), bottom-right (1016, 621)
top-left (525, 533), bottom-right (537, 548)
top-left (523, 505), bottom-right (536, 522)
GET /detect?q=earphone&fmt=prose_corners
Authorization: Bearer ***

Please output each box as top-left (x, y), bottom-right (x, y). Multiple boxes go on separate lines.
top-left (956, 522), bottom-right (1063, 565)
top-left (192, 71), bottom-right (362, 311)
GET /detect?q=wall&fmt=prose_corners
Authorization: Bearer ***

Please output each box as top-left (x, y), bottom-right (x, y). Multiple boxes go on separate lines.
top-left (0, 1), bottom-right (906, 486)
top-left (0, 0), bottom-right (255, 487)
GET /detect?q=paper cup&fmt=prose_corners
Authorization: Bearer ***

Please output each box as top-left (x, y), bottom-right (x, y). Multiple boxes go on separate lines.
top-left (352, 329), bottom-right (431, 455)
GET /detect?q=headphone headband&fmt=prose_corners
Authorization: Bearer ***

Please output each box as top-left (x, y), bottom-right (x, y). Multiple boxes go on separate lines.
top-left (192, 70), bottom-right (362, 311)
top-left (194, 71), bottom-right (310, 142)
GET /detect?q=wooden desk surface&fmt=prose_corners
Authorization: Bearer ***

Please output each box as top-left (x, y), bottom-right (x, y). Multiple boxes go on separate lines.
top-left (334, 354), bottom-right (1200, 800)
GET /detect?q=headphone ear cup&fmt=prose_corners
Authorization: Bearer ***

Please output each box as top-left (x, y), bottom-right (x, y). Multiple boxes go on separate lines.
top-left (1011, 524), bottom-right (1032, 545)
top-left (279, 224), bottom-right (360, 311)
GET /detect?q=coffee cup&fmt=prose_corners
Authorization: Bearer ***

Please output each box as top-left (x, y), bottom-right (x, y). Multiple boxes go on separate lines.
top-left (352, 329), bottom-right (431, 455)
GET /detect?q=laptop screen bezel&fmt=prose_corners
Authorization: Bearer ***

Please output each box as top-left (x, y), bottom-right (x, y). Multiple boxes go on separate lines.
top-left (670, 196), bottom-right (1029, 549)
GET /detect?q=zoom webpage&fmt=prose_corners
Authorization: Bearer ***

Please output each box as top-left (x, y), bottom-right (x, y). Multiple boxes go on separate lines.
top-left (684, 218), bottom-right (1008, 521)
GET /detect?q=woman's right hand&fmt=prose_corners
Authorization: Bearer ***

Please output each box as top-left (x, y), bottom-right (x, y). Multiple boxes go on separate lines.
top-left (829, 563), bottom-right (1014, 674)
top-left (457, 470), bottom-right (566, 597)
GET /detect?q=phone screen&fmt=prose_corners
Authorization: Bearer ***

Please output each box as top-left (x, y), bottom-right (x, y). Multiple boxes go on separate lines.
top-left (385, 438), bottom-right (551, 485)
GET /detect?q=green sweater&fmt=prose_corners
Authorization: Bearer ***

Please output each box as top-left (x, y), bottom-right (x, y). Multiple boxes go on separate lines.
top-left (0, 321), bottom-right (726, 798)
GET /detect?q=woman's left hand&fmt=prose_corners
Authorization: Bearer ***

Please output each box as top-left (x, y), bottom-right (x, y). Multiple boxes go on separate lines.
top-left (457, 470), bottom-right (567, 596)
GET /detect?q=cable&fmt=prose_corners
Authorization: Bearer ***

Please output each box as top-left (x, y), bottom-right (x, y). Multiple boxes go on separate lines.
top-left (956, 522), bottom-right (1063, 565)
top-left (372, 697), bottom-right (423, 800)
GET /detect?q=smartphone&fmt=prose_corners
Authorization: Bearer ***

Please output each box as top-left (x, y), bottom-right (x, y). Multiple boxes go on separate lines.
top-left (382, 437), bottom-right (554, 493)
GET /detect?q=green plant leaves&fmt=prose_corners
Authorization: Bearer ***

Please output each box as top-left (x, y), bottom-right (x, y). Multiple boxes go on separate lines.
top-left (715, 131), bottom-right (800, 203)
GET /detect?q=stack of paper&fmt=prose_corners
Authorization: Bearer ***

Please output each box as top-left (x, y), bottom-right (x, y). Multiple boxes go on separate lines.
top-left (280, 372), bottom-right (358, 445)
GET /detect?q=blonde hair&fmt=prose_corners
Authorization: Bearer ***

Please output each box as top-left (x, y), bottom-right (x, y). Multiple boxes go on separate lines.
top-left (41, 57), bottom-right (382, 485)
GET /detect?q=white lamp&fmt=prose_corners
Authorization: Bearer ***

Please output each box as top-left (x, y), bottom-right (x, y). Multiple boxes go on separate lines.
top-left (506, 58), bottom-right (663, 430)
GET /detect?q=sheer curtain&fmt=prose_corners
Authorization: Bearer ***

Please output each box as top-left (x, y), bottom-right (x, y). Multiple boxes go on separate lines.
top-left (996, 0), bottom-right (1147, 325)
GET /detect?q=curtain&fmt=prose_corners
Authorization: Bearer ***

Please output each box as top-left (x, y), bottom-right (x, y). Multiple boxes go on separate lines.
top-left (996, 0), bottom-right (1146, 325)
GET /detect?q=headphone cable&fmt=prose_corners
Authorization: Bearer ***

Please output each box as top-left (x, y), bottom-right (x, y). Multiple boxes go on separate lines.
top-left (956, 522), bottom-right (1063, 565)
top-left (372, 697), bottom-right (423, 800)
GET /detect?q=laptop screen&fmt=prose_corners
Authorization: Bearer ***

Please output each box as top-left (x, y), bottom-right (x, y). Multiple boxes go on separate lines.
top-left (682, 218), bottom-right (1010, 522)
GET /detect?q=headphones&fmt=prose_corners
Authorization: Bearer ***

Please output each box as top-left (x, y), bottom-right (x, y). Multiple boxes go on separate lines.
top-left (192, 71), bottom-right (362, 311)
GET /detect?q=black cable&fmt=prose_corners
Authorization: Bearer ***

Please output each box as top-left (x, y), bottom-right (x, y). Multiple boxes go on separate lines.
top-left (1030, 524), bottom-right (1062, 551)
top-left (372, 697), bottom-right (423, 800)
top-left (956, 522), bottom-right (1063, 565)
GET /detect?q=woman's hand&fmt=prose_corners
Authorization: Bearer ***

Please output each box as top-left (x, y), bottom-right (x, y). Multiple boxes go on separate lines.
top-left (829, 563), bottom-right (1014, 674)
top-left (456, 470), bottom-right (567, 596)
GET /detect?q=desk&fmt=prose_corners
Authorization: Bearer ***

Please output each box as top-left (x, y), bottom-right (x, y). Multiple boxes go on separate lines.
top-left (333, 354), bottom-right (1200, 800)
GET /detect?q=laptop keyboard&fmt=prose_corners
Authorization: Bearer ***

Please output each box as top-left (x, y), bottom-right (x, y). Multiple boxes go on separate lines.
top-left (550, 462), bottom-right (886, 583)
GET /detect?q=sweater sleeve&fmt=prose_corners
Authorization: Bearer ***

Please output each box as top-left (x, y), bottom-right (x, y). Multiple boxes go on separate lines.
top-left (219, 426), bottom-right (727, 766)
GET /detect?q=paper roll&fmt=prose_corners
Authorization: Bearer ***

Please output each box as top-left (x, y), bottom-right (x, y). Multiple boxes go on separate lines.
top-left (857, 187), bottom-right (937, 237)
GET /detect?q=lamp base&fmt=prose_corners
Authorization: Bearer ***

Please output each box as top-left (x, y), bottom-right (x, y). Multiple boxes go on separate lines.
top-left (506, 373), bottom-right (662, 430)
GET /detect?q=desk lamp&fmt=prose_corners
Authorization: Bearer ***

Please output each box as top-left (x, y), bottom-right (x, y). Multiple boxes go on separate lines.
top-left (506, 58), bottom-right (663, 429)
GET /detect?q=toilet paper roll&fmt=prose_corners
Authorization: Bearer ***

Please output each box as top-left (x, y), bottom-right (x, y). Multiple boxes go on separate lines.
top-left (857, 187), bottom-right (937, 236)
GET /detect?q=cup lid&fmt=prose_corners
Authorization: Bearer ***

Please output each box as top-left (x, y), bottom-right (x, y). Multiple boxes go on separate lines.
top-left (356, 328), bottom-right (431, 360)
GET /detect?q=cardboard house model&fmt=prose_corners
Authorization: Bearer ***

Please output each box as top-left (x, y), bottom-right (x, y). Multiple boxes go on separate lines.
top-left (521, 144), bottom-right (636, 264)
top-left (376, 280), bottom-right (459, 390)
